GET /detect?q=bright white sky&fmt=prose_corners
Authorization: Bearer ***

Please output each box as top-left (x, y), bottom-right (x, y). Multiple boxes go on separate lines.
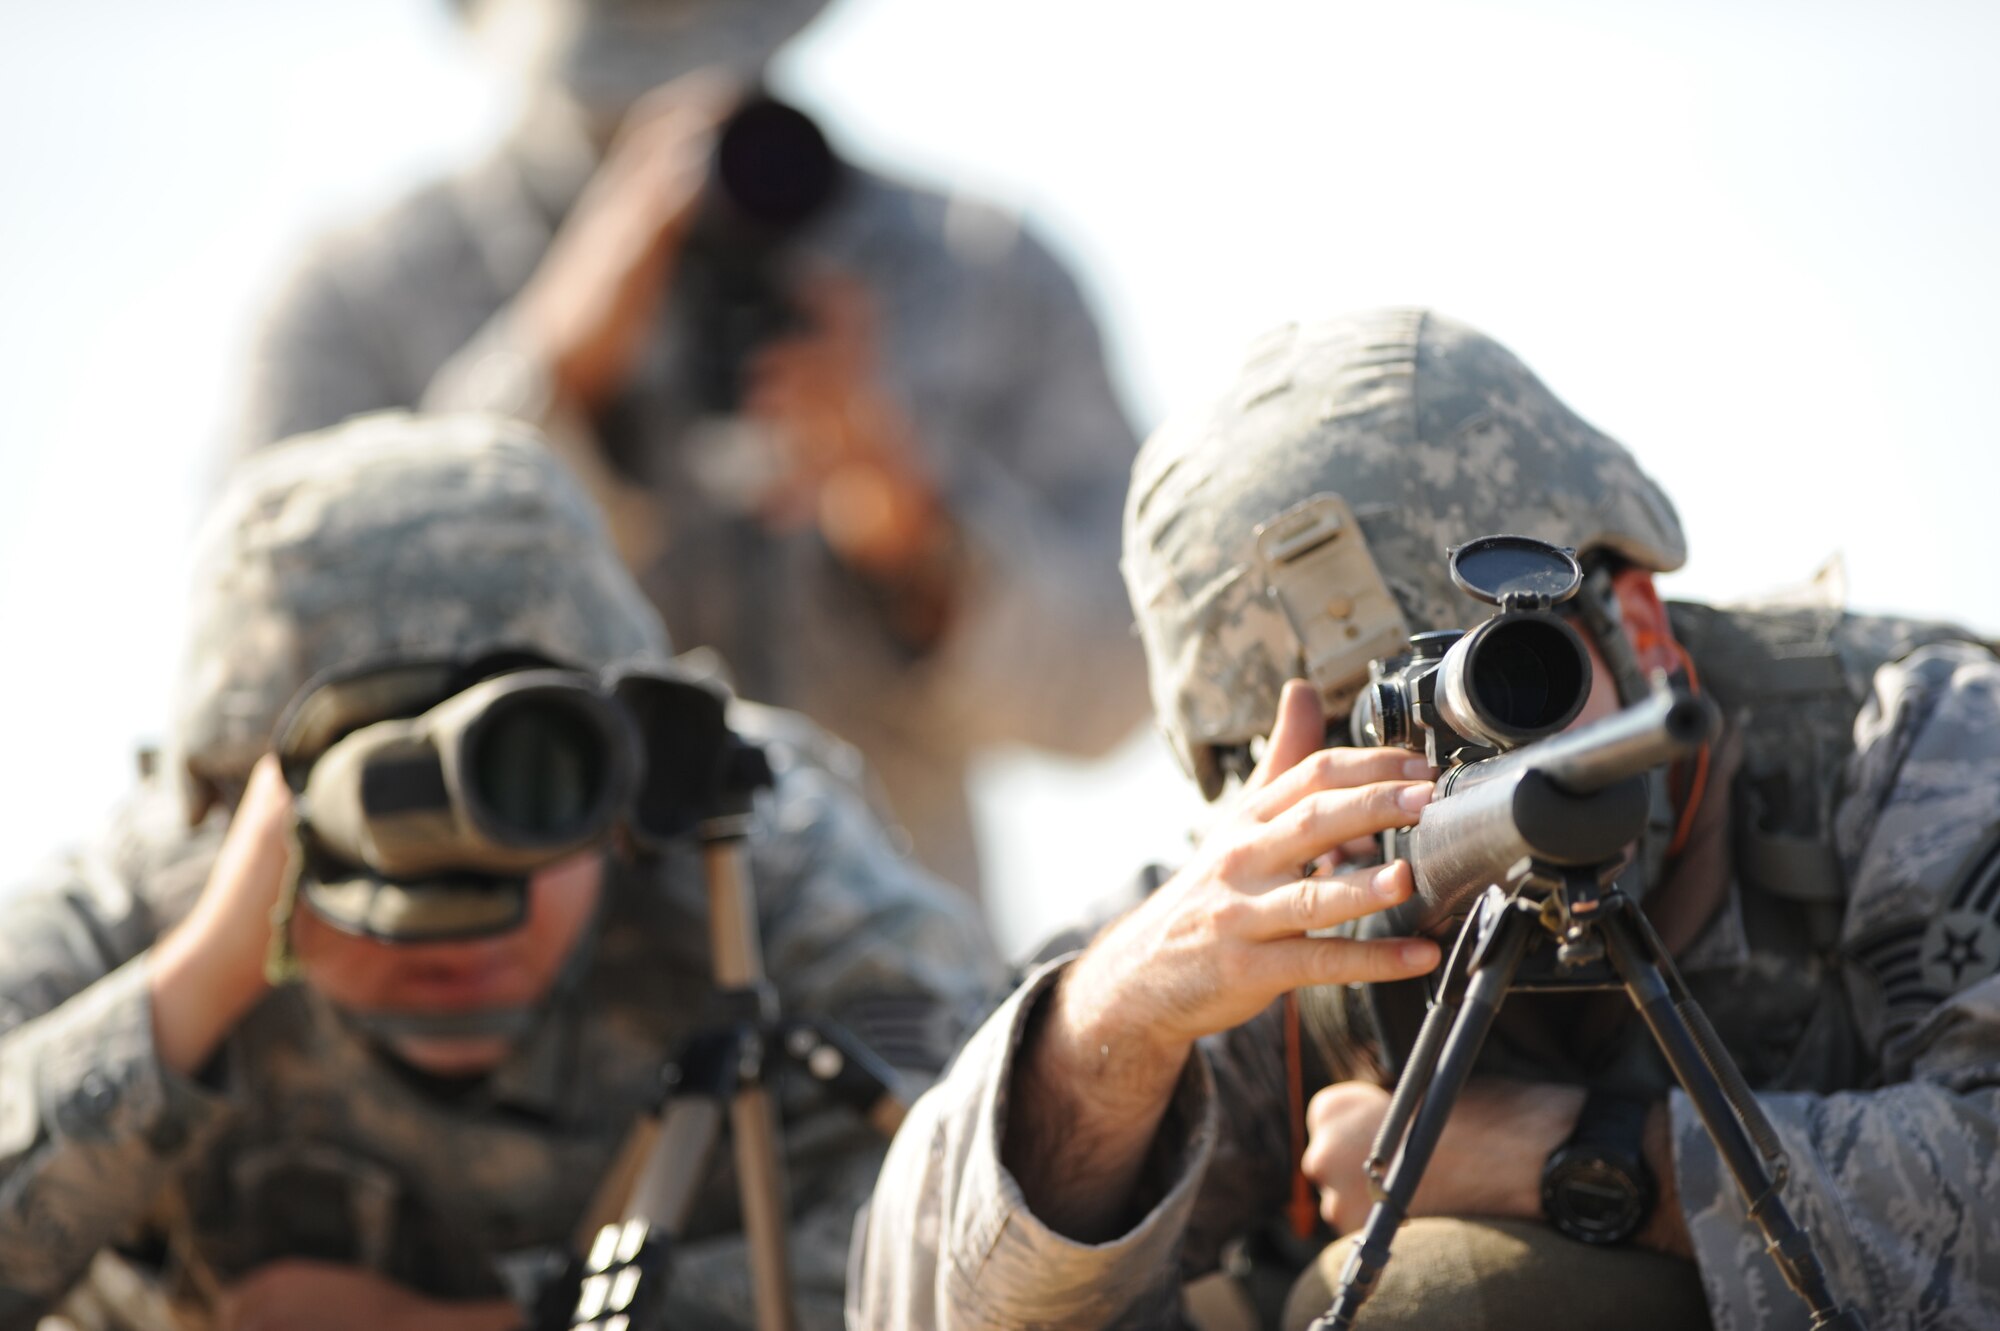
top-left (1, 0), bottom-right (1995, 955)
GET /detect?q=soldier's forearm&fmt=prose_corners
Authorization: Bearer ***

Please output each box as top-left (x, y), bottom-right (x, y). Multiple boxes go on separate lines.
top-left (0, 959), bottom-right (230, 1312)
top-left (146, 757), bottom-right (293, 1078)
top-left (149, 924), bottom-right (268, 1078)
top-left (1002, 966), bottom-right (1192, 1241)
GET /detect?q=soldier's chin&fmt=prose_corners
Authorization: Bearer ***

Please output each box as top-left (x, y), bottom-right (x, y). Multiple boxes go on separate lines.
top-left (389, 1035), bottom-right (518, 1076)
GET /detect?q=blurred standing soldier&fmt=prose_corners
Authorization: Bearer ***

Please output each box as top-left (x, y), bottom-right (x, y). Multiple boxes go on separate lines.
top-left (852, 309), bottom-right (2000, 1329)
top-left (0, 413), bottom-right (1002, 1330)
top-left (228, 0), bottom-right (1148, 896)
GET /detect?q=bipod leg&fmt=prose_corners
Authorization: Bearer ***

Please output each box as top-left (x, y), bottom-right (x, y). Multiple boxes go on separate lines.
top-left (1597, 902), bottom-right (1866, 1331)
top-left (1311, 896), bottom-right (1538, 1331)
top-left (1362, 907), bottom-right (1482, 1192)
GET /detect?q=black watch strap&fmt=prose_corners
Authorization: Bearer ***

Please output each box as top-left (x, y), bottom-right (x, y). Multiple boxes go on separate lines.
top-left (1541, 1088), bottom-right (1658, 1245)
top-left (1567, 1088), bottom-right (1653, 1156)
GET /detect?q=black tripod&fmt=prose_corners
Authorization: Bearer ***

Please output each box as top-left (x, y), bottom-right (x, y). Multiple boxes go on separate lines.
top-left (1310, 864), bottom-right (1866, 1330)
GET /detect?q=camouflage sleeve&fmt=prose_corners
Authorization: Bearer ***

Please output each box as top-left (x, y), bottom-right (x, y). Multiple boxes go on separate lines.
top-left (228, 239), bottom-right (414, 460)
top-left (417, 306), bottom-right (550, 421)
top-left (846, 959), bottom-right (1220, 1330)
top-left (903, 228), bottom-right (1150, 760)
top-left (0, 832), bottom-right (233, 1324)
top-left (1672, 643), bottom-right (2000, 1331)
top-left (744, 716), bottom-right (1007, 1084)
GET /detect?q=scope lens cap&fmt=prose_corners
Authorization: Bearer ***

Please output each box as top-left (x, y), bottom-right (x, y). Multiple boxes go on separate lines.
top-left (1447, 535), bottom-right (1583, 609)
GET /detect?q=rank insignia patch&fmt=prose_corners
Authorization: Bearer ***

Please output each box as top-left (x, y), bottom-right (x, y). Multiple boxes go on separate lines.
top-left (1925, 825), bottom-right (2000, 993)
top-left (1854, 827), bottom-right (2000, 1033)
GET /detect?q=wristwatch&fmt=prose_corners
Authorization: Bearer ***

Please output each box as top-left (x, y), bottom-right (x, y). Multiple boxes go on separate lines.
top-left (1540, 1089), bottom-right (1657, 1245)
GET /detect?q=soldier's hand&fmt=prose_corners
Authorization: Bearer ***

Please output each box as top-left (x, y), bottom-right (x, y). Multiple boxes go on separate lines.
top-left (1003, 680), bottom-right (1439, 1241)
top-left (220, 1259), bottom-right (517, 1331)
top-left (1302, 1078), bottom-right (1585, 1234)
top-left (1303, 1077), bottom-right (1695, 1253)
top-left (1302, 1079), bottom-right (1401, 1234)
top-left (745, 273), bottom-right (952, 580)
top-left (149, 756), bottom-right (294, 1075)
top-left (1061, 679), bottom-right (1439, 1056)
top-left (513, 73), bottom-right (735, 414)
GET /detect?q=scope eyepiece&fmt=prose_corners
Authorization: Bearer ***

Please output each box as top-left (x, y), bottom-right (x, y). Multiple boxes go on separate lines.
top-left (1434, 611), bottom-right (1591, 750)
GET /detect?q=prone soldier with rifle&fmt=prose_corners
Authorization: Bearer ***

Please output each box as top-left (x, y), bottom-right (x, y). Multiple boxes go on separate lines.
top-left (0, 412), bottom-right (1002, 1331)
top-left (853, 308), bottom-right (2000, 1329)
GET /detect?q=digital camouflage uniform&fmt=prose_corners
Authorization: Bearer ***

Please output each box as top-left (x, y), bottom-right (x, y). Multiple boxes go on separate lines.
top-left (850, 310), bottom-right (2000, 1329)
top-left (0, 414), bottom-right (1005, 1330)
top-left (228, 0), bottom-right (1146, 893)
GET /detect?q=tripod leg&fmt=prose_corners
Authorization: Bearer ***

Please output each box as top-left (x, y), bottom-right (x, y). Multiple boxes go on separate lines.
top-left (729, 1081), bottom-right (800, 1331)
top-left (1313, 902), bottom-right (1537, 1331)
top-left (626, 1098), bottom-right (728, 1235)
top-left (1599, 908), bottom-right (1865, 1331)
top-left (700, 838), bottom-right (801, 1331)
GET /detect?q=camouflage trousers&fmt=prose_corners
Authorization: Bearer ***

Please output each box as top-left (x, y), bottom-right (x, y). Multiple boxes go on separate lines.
top-left (1280, 1218), bottom-right (1712, 1331)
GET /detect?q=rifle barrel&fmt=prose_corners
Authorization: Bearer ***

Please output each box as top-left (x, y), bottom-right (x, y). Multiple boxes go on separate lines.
top-left (1385, 687), bottom-right (1718, 934)
top-left (1531, 689), bottom-right (1714, 794)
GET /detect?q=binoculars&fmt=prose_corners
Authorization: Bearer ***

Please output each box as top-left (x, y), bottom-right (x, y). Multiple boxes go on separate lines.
top-left (274, 657), bottom-right (740, 939)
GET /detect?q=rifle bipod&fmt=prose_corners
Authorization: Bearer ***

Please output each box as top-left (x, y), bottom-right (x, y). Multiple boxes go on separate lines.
top-left (1310, 868), bottom-right (1865, 1331)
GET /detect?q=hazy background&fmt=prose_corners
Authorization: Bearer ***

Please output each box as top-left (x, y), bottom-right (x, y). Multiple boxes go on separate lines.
top-left (3, 0), bottom-right (1995, 956)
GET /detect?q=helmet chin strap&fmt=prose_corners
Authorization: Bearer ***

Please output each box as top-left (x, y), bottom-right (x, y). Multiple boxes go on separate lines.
top-left (1573, 565), bottom-right (1653, 708)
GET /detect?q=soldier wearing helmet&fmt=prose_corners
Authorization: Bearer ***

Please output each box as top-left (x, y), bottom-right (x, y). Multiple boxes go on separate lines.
top-left (853, 309), bottom-right (2000, 1329)
top-left (228, 0), bottom-right (1148, 897)
top-left (0, 413), bottom-right (1001, 1329)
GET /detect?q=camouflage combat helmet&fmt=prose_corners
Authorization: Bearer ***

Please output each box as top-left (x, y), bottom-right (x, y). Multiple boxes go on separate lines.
top-left (1123, 308), bottom-right (1687, 799)
top-left (170, 411), bottom-right (668, 823)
